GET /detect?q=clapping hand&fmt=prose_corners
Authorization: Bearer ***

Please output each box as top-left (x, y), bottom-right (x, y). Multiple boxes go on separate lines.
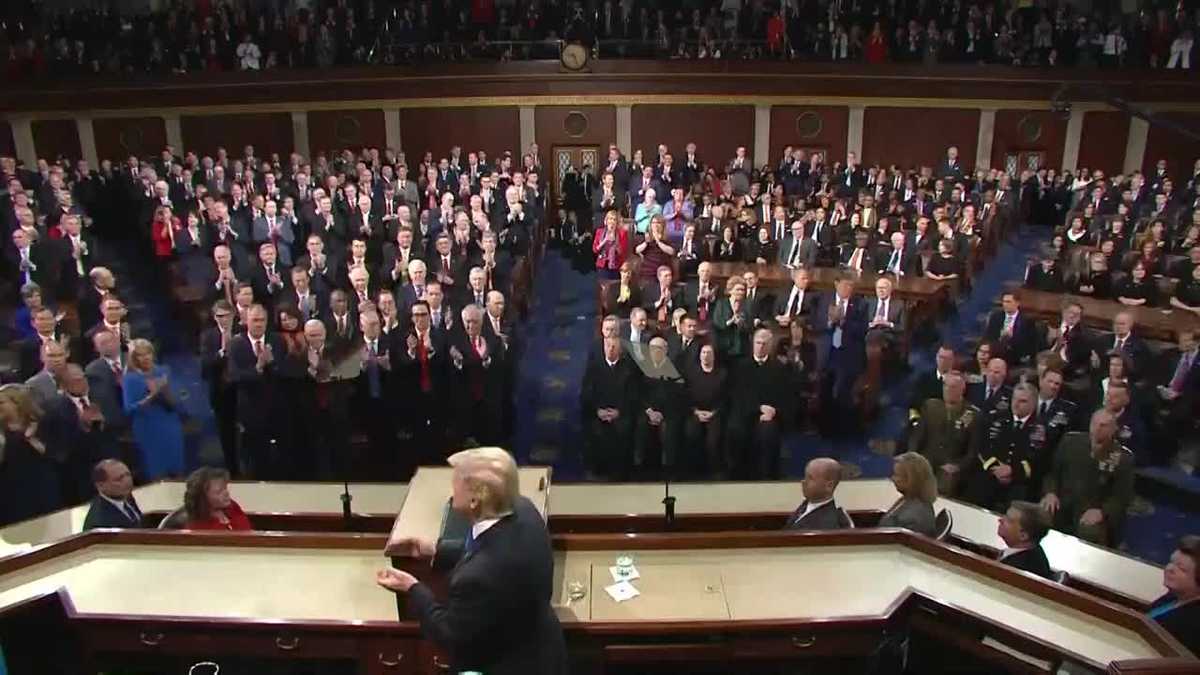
top-left (759, 404), bottom-right (776, 422)
top-left (1079, 508), bottom-right (1104, 527)
top-left (375, 568), bottom-right (419, 593)
top-left (384, 536), bottom-right (435, 558)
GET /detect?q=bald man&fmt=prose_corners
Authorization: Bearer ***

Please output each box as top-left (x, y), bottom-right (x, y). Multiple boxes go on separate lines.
top-left (785, 458), bottom-right (854, 530)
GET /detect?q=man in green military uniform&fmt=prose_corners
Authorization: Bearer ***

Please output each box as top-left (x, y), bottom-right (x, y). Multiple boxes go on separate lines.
top-left (1040, 409), bottom-right (1135, 547)
top-left (908, 371), bottom-right (979, 497)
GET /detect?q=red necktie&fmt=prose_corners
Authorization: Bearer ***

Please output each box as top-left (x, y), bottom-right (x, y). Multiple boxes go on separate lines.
top-left (417, 334), bottom-right (432, 392)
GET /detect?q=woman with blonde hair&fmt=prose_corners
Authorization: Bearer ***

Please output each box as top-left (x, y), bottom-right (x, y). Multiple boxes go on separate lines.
top-left (0, 384), bottom-right (61, 525)
top-left (123, 339), bottom-right (186, 480)
top-left (879, 452), bottom-right (939, 537)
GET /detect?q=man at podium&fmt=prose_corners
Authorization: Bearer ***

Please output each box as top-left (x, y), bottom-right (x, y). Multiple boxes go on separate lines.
top-left (376, 448), bottom-right (567, 674)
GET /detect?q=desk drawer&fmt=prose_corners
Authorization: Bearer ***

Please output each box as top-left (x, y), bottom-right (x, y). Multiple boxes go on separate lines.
top-left (361, 638), bottom-right (419, 675)
top-left (82, 622), bottom-right (358, 659)
top-left (731, 629), bottom-right (883, 659)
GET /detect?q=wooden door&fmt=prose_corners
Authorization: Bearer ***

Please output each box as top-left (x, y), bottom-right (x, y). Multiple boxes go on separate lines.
top-left (1003, 151), bottom-right (1046, 177)
top-left (552, 145), bottom-right (600, 221)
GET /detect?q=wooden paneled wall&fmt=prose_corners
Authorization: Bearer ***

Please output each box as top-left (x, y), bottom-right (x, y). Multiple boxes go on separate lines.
top-left (768, 106), bottom-right (849, 165)
top-left (6, 100), bottom-right (1191, 183)
top-left (630, 105), bottom-right (754, 170)
top-left (93, 117), bottom-right (168, 162)
top-left (31, 119), bottom-right (80, 162)
top-left (862, 107), bottom-right (980, 170)
top-left (180, 113), bottom-right (294, 160)
top-left (399, 107), bottom-right (520, 163)
top-left (1142, 112), bottom-right (1200, 182)
top-left (1076, 112), bottom-right (1129, 174)
top-left (992, 110), bottom-right (1067, 173)
top-left (0, 121), bottom-right (13, 159)
top-left (307, 109), bottom-right (386, 156)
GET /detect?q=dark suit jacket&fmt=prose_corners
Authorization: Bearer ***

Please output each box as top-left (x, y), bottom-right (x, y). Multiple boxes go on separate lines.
top-left (967, 383), bottom-right (1012, 416)
top-left (983, 310), bottom-right (1040, 365)
top-left (784, 500), bottom-right (853, 530)
top-left (1149, 594), bottom-right (1200, 656)
top-left (82, 495), bottom-right (143, 530)
top-left (777, 235), bottom-right (818, 268)
top-left (408, 496), bottom-right (567, 675)
top-left (1000, 545), bottom-right (1053, 580)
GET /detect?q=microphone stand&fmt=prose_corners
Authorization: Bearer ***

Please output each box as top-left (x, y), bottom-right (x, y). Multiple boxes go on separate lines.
top-left (662, 474), bottom-right (675, 531)
top-left (341, 479), bottom-right (354, 531)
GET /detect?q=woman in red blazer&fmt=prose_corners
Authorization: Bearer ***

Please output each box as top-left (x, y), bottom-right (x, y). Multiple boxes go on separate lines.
top-left (592, 209), bottom-right (628, 280)
top-left (150, 206), bottom-right (179, 260)
top-left (183, 466), bottom-right (252, 531)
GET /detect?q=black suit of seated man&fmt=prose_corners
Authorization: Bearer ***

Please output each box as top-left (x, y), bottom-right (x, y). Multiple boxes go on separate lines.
top-left (377, 448), bottom-right (568, 675)
top-left (996, 500), bottom-right (1054, 580)
top-left (785, 458), bottom-right (855, 530)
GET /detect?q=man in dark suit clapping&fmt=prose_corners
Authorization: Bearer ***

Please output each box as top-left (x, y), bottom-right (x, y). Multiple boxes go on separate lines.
top-left (377, 448), bottom-right (568, 675)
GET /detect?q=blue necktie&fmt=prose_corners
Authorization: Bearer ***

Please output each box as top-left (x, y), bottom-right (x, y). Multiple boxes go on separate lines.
top-left (464, 527), bottom-right (477, 554)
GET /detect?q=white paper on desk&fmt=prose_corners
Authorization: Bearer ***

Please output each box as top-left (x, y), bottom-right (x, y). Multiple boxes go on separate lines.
top-left (604, 580), bottom-right (641, 602)
top-left (609, 565), bottom-right (641, 582)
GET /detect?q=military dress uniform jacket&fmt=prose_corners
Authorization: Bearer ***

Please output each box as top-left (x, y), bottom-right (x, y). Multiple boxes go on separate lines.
top-left (1042, 432), bottom-right (1135, 546)
top-left (963, 410), bottom-right (1047, 509)
top-left (907, 399), bottom-right (980, 496)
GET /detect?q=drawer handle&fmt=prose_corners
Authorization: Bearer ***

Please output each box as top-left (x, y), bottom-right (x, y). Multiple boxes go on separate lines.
top-left (791, 635), bottom-right (817, 649)
top-left (378, 652), bottom-right (405, 667)
top-left (275, 635), bottom-right (300, 651)
top-left (139, 631), bottom-right (165, 646)
top-left (188, 662), bottom-right (220, 675)
top-left (433, 655), bottom-right (452, 671)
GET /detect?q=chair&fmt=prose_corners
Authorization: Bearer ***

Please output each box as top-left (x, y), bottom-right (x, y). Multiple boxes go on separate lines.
top-left (839, 507), bottom-right (856, 529)
top-left (934, 508), bottom-right (953, 541)
top-left (157, 506), bottom-right (189, 530)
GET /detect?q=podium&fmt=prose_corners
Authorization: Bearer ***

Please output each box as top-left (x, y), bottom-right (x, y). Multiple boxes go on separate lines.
top-left (383, 465), bottom-right (552, 619)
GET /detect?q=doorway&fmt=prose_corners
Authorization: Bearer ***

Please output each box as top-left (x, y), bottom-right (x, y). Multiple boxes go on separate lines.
top-left (552, 145), bottom-right (600, 223)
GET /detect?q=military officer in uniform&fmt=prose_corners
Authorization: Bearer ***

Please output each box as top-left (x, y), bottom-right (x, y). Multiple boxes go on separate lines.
top-left (1034, 367), bottom-right (1078, 486)
top-left (907, 371), bottom-right (979, 497)
top-left (964, 383), bottom-right (1043, 511)
top-left (1040, 409), bottom-right (1135, 546)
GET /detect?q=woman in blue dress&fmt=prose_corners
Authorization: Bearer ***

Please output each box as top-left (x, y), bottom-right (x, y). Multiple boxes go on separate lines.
top-left (123, 339), bottom-right (186, 480)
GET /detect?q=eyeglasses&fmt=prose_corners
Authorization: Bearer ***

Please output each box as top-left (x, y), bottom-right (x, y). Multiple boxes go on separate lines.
top-left (411, 311), bottom-right (430, 318)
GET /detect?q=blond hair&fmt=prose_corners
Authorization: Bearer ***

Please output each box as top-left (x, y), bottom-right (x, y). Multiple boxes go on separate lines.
top-left (448, 447), bottom-right (520, 518)
top-left (894, 452), bottom-right (938, 505)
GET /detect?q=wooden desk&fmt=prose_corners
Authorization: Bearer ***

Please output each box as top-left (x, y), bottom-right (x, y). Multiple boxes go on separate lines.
top-left (0, 480), bottom-right (410, 549)
top-left (13, 477), bottom-right (1160, 611)
top-left (706, 262), bottom-right (956, 300)
top-left (1015, 288), bottom-right (1200, 342)
top-left (0, 530), bottom-right (1188, 675)
top-left (547, 480), bottom-right (1165, 610)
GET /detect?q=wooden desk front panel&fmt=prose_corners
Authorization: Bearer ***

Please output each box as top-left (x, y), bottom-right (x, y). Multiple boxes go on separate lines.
top-left (551, 544), bottom-right (1163, 666)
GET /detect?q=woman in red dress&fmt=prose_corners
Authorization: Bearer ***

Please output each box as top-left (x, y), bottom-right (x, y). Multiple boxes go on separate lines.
top-left (183, 466), bottom-right (252, 531)
top-left (865, 22), bottom-right (888, 64)
top-left (150, 206), bottom-right (179, 260)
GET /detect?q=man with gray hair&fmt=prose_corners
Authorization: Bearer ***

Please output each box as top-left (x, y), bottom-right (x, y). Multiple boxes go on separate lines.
top-left (449, 304), bottom-right (506, 445)
top-left (378, 447), bottom-right (567, 674)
